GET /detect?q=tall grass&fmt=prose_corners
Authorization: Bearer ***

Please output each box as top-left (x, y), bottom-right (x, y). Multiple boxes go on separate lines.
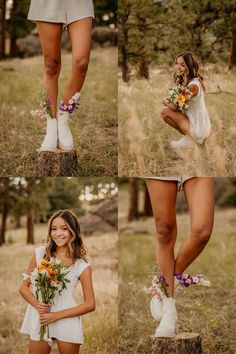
top-left (119, 65), bottom-right (236, 176)
top-left (0, 48), bottom-right (117, 176)
top-left (0, 227), bottom-right (118, 354)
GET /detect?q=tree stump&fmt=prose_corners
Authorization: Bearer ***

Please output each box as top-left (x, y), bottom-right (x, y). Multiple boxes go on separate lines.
top-left (149, 333), bottom-right (203, 354)
top-left (35, 150), bottom-right (78, 176)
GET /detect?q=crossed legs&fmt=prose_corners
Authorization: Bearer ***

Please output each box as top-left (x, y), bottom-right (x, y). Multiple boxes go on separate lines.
top-left (146, 177), bottom-right (215, 296)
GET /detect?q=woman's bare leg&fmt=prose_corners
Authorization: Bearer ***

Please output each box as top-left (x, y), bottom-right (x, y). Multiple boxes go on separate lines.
top-left (28, 339), bottom-right (51, 354)
top-left (146, 180), bottom-right (178, 297)
top-left (163, 116), bottom-right (185, 135)
top-left (63, 18), bottom-right (93, 104)
top-left (57, 339), bottom-right (80, 354)
top-left (175, 177), bottom-right (215, 274)
top-left (160, 106), bottom-right (190, 135)
top-left (36, 21), bottom-right (63, 118)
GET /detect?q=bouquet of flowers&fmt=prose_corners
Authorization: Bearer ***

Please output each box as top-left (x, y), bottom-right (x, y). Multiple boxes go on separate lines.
top-left (144, 265), bottom-right (169, 299)
top-left (167, 84), bottom-right (192, 112)
top-left (174, 273), bottom-right (211, 288)
top-left (23, 258), bottom-right (71, 340)
top-left (144, 264), bottom-right (210, 299)
top-left (31, 90), bottom-right (51, 120)
top-left (59, 92), bottom-right (81, 113)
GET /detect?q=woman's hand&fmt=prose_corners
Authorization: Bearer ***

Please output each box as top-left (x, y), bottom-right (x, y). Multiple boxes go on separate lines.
top-left (162, 97), bottom-right (169, 106)
top-left (37, 302), bottom-right (51, 314)
top-left (39, 312), bottom-right (59, 326)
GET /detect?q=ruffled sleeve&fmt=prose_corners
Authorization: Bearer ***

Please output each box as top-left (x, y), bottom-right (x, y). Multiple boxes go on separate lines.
top-left (76, 259), bottom-right (90, 279)
top-left (35, 246), bottom-right (46, 265)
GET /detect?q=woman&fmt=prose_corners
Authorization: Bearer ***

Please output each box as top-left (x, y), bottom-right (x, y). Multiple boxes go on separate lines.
top-left (28, 1), bottom-right (94, 151)
top-left (19, 210), bottom-right (95, 354)
top-left (160, 52), bottom-right (211, 148)
top-left (146, 177), bottom-right (215, 337)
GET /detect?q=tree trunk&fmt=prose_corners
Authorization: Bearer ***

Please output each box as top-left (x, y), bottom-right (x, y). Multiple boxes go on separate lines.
top-left (35, 150), bottom-right (78, 176)
top-left (0, 177), bottom-right (10, 246)
top-left (229, 28), bottom-right (236, 70)
top-left (121, 26), bottom-right (129, 82)
top-left (137, 14), bottom-right (149, 80)
top-left (0, 0), bottom-right (6, 60)
top-left (26, 178), bottom-right (35, 244)
top-left (149, 333), bottom-right (203, 354)
top-left (128, 178), bottom-right (139, 222)
top-left (143, 184), bottom-right (152, 217)
top-left (9, 0), bottom-right (18, 58)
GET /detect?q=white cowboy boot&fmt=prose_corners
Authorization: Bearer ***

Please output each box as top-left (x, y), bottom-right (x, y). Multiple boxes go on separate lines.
top-left (170, 135), bottom-right (194, 149)
top-left (154, 297), bottom-right (177, 338)
top-left (40, 117), bottom-right (57, 152)
top-left (57, 110), bottom-right (73, 151)
top-left (150, 278), bottom-right (180, 322)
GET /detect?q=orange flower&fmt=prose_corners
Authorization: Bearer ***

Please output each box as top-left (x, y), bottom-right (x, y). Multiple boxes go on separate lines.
top-left (41, 259), bottom-right (51, 266)
top-left (177, 95), bottom-right (186, 104)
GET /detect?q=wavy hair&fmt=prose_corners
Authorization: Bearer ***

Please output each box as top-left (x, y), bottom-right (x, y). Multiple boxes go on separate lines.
top-left (44, 210), bottom-right (86, 262)
top-left (173, 52), bottom-right (206, 91)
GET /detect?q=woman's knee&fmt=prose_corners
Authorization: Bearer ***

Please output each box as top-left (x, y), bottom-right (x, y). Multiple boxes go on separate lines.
top-left (156, 220), bottom-right (176, 245)
top-left (73, 56), bottom-right (89, 76)
top-left (191, 224), bottom-right (212, 246)
top-left (44, 57), bottom-right (61, 76)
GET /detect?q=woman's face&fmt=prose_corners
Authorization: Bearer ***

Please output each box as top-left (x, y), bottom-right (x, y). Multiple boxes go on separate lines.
top-left (175, 56), bottom-right (187, 76)
top-left (51, 216), bottom-right (71, 247)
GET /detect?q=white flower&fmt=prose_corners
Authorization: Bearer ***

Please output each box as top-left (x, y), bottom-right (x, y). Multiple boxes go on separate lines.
top-left (22, 273), bottom-right (30, 280)
top-left (50, 258), bottom-right (61, 266)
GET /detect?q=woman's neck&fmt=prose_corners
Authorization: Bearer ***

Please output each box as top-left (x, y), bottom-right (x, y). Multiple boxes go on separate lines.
top-left (55, 245), bottom-right (70, 258)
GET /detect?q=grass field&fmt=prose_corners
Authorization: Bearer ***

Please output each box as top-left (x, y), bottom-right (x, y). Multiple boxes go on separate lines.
top-left (0, 226), bottom-right (118, 354)
top-left (0, 47), bottom-right (117, 176)
top-left (119, 65), bottom-right (236, 176)
top-left (119, 187), bottom-right (236, 353)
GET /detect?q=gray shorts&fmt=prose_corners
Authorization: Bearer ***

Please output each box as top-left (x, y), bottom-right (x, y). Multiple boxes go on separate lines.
top-left (146, 177), bottom-right (194, 191)
top-left (28, 0), bottom-right (94, 29)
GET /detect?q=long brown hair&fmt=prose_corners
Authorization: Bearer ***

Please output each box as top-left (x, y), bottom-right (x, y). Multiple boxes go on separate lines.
top-left (45, 210), bottom-right (86, 262)
top-left (173, 52), bottom-right (206, 91)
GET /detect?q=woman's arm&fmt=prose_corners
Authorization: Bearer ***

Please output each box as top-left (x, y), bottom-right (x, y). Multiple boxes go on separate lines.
top-left (188, 84), bottom-right (199, 97)
top-left (39, 266), bottom-right (95, 326)
top-left (19, 253), bottom-right (50, 314)
top-left (162, 98), bottom-right (177, 111)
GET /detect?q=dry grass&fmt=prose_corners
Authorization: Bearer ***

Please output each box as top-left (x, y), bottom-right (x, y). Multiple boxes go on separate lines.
top-left (118, 65), bottom-right (236, 176)
top-left (119, 186), bottom-right (236, 353)
top-left (0, 47), bottom-right (117, 177)
top-left (0, 226), bottom-right (118, 354)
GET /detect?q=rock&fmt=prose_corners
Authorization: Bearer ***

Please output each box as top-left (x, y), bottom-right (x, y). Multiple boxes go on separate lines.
top-left (17, 26), bottom-right (117, 58)
top-left (79, 196), bottom-right (117, 236)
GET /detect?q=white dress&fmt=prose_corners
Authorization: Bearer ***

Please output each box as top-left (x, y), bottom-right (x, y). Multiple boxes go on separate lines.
top-left (20, 246), bottom-right (90, 347)
top-left (187, 78), bottom-right (211, 144)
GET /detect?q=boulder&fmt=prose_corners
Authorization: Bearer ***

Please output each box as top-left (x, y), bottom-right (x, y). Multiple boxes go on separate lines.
top-left (78, 195), bottom-right (117, 236)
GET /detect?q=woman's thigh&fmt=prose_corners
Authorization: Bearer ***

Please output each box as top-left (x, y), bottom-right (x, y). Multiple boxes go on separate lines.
top-left (28, 339), bottom-right (51, 354)
top-left (68, 18), bottom-right (93, 62)
top-left (36, 21), bottom-right (62, 61)
top-left (146, 179), bottom-right (178, 225)
top-left (163, 107), bottom-right (190, 133)
top-left (56, 339), bottom-right (80, 354)
top-left (183, 177), bottom-right (215, 232)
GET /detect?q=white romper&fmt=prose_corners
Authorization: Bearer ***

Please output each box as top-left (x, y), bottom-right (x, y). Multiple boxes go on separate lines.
top-left (20, 246), bottom-right (90, 347)
top-left (187, 78), bottom-right (211, 144)
top-left (28, 0), bottom-right (94, 29)
top-left (145, 177), bottom-right (194, 191)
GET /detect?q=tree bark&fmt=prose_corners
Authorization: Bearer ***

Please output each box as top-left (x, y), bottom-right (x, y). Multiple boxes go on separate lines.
top-left (35, 150), bottom-right (78, 176)
top-left (26, 178), bottom-right (35, 244)
top-left (149, 332), bottom-right (203, 354)
top-left (9, 0), bottom-right (19, 58)
top-left (0, 0), bottom-right (6, 60)
top-left (143, 184), bottom-right (152, 217)
top-left (128, 178), bottom-right (139, 222)
top-left (0, 177), bottom-right (10, 246)
top-left (229, 28), bottom-right (236, 70)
